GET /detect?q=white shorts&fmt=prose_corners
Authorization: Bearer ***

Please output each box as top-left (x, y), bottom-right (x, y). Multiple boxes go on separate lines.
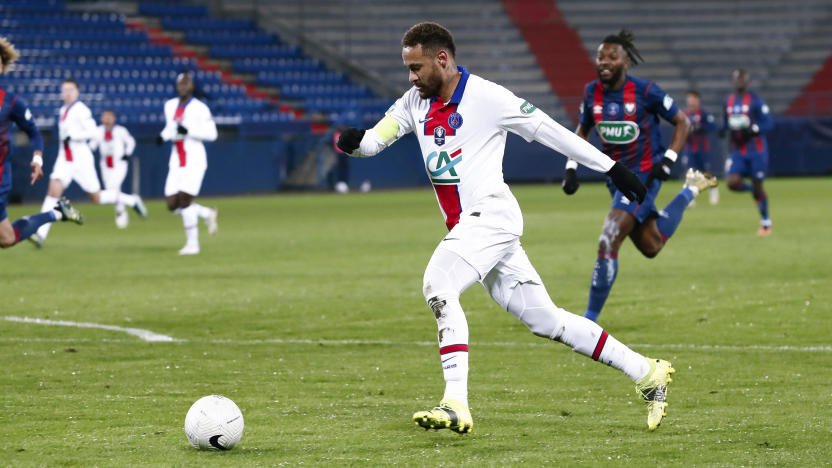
top-left (164, 165), bottom-right (206, 197)
top-left (51, 155), bottom-right (101, 194)
top-left (100, 161), bottom-right (128, 191)
top-left (437, 210), bottom-right (543, 309)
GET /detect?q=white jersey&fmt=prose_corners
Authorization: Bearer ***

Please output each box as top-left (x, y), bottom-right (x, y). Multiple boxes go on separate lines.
top-left (159, 97), bottom-right (217, 170)
top-left (92, 124), bottom-right (135, 169)
top-left (57, 100), bottom-right (97, 164)
top-left (359, 67), bottom-right (615, 234)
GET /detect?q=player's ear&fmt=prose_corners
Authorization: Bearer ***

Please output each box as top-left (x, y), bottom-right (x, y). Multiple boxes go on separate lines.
top-left (436, 49), bottom-right (448, 69)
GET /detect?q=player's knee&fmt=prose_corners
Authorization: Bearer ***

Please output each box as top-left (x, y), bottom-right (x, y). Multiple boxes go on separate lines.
top-left (639, 243), bottom-right (661, 258)
top-left (507, 283), bottom-right (564, 340)
top-left (598, 219), bottom-right (621, 252)
top-left (0, 227), bottom-right (16, 248)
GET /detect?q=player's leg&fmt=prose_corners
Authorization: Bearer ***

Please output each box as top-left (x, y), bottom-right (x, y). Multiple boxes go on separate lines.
top-left (751, 153), bottom-right (771, 235)
top-left (101, 165), bottom-right (130, 227)
top-left (95, 166), bottom-right (146, 220)
top-left (483, 249), bottom-right (674, 430)
top-left (33, 177), bottom-right (68, 245)
top-left (177, 192), bottom-right (200, 255)
top-left (583, 208), bottom-right (635, 322)
top-left (725, 154), bottom-right (752, 193)
top-left (189, 201), bottom-right (218, 235)
top-left (413, 246), bottom-right (480, 433)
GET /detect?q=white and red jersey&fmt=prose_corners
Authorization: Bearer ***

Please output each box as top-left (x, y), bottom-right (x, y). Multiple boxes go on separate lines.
top-left (58, 99), bottom-right (97, 164)
top-left (92, 124), bottom-right (135, 169)
top-left (160, 97), bottom-right (217, 170)
top-left (365, 66), bottom-right (615, 234)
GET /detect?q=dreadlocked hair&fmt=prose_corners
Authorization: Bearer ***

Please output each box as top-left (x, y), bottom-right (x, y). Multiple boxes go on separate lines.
top-left (0, 37), bottom-right (20, 75)
top-left (602, 29), bottom-right (643, 65)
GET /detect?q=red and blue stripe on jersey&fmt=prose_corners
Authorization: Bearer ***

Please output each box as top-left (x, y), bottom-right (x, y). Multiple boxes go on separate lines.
top-left (0, 87), bottom-right (43, 189)
top-left (582, 76), bottom-right (679, 174)
top-left (173, 97), bottom-right (193, 167)
top-left (424, 66), bottom-right (470, 231)
top-left (725, 92), bottom-right (771, 156)
top-left (684, 109), bottom-right (712, 154)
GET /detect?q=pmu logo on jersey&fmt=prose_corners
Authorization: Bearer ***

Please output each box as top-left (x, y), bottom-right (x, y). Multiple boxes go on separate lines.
top-left (426, 148), bottom-right (462, 184)
top-left (596, 121), bottom-right (640, 144)
top-left (434, 126), bottom-right (446, 146)
top-left (520, 100), bottom-right (536, 114)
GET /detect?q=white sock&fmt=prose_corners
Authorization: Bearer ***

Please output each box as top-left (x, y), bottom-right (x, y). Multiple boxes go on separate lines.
top-left (181, 205), bottom-right (199, 247)
top-left (506, 282), bottom-right (650, 382)
top-left (115, 203), bottom-right (126, 215)
top-left (37, 195), bottom-right (60, 239)
top-left (190, 203), bottom-right (214, 220)
top-left (99, 190), bottom-right (137, 207)
top-left (431, 294), bottom-right (470, 406)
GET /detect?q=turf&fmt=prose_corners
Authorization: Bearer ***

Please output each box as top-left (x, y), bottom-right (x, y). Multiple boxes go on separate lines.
top-left (1, 178), bottom-right (830, 467)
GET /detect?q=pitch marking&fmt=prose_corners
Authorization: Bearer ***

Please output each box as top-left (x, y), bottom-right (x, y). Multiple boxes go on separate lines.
top-left (3, 316), bottom-right (179, 342)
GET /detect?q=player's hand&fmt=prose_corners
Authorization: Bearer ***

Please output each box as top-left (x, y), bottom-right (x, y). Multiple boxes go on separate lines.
top-left (562, 168), bottom-right (579, 195)
top-left (122, 153), bottom-right (131, 161)
top-left (606, 162), bottom-right (646, 204)
top-left (740, 124), bottom-right (759, 140)
top-left (336, 127), bottom-right (365, 154)
top-left (30, 155), bottom-right (44, 185)
top-left (176, 124), bottom-right (188, 135)
top-left (155, 135), bottom-right (164, 146)
top-left (647, 156), bottom-right (673, 185)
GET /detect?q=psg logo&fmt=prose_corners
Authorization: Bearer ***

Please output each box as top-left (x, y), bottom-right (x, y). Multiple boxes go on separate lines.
top-left (448, 112), bottom-right (463, 129)
top-left (434, 126), bottom-right (446, 146)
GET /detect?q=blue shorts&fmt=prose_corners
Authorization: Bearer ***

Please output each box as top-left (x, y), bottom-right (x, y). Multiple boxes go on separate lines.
top-left (727, 151), bottom-right (768, 180)
top-left (606, 171), bottom-right (662, 224)
top-left (682, 151), bottom-right (710, 172)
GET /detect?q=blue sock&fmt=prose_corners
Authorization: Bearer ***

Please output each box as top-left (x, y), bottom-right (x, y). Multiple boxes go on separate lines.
top-left (739, 182), bottom-right (752, 192)
top-left (755, 191), bottom-right (769, 222)
top-left (656, 187), bottom-right (695, 242)
top-left (11, 211), bottom-right (57, 244)
top-left (584, 252), bottom-right (618, 322)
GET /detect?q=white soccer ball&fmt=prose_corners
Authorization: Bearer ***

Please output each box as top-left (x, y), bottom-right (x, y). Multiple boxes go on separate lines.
top-left (184, 395), bottom-right (244, 450)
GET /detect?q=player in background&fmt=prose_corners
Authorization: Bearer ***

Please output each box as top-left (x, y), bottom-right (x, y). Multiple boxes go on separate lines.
top-left (91, 110), bottom-right (136, 229)
top-left (561, 30), bottom-right (717, 323)
top-left (0, 37), bottom-right (82, 249)
top-left (722, 68), bottom-right (774, 235)
top-left (681, 90), bottom-right (718, 206)
top-left (31, 78), bottom-right (147, 247)
top-left (156, 72), bottom-right (218, 255)
top-left (337, 22), bottom-right (675, 433)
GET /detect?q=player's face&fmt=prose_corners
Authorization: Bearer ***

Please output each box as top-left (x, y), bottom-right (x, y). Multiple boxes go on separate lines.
top-left (595, 43), bottom-right (628, 86)
top-left (101, 111), bottom-right (116, 128)
top-left (176, 74), bottom-right (194, 99)
top-left (686, 93), bottom-right (700, 110)
top-left (402, 44), bottom-right (442, 99)
top-left (61, 82), bottom-right (79, 104)
top-left (733, 70), bottom-right (749, 92)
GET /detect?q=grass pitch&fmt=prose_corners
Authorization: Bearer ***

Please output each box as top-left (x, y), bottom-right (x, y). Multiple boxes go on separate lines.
top-left (1, 178), bottom-right (830, 466)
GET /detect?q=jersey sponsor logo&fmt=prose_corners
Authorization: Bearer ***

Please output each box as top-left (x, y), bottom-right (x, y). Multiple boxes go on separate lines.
top-left (448, 112), bottom-right (463, 129)
top-left (520, 100), bottom-right (537, 114)
top-left (624, 102), bottom-right (635, 115)
top-left (596, 121), bottom-right (640, 144)
top-left (426, 148), bottom-right (462, 184)
top-left (728, 114), bottom-right (750, 130)
top-left (663, 95), bottom-right (674, 111)
top-left (434, 126), bottom-right (446, 146)
top-left (606, 102), bottom-right (620, 116)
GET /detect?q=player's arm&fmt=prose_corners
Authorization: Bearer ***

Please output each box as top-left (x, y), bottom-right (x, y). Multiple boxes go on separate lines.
top-left (702, 111), bottom-right (717, 133)
top-left (122, 127), bottom-right (136, 159)
top-left (180, 105), bottom-right (218, 142)
top-left (337, 97), bottom-right (412, 157)
top-left (9, 95), bottom-right (45, 184)
top-left (748, 98), bottom-right (774, 137)
top-left (561, 123), bottom-right (592, 195)
top-left (70, 109), bottom-right (100, 142)
top-left (647, 85), bottom-right (689, 183)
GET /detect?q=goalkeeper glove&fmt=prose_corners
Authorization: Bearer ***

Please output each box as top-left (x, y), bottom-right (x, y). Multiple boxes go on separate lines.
top-left (336, 128), bottom-right (365, 154)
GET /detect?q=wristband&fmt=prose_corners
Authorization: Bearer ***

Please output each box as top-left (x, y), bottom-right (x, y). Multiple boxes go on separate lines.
top-left (565, 159), bottom-right (578, 170)
top-left (663, 149), bottom-right (678, 162)
top-left (32, 154), bottom-right (43, 167)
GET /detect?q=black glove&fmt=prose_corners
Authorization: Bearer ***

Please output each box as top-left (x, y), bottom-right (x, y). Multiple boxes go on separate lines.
top-left (63, 135), bottom-right (71, 145)
top-left (176, 124), bottom-right (188, 135)
top-left (336, 128), bottom-right (365, 154)
top-left (647, 156), bottom-right (674, 185)
top-left (155, 135), bottom-right (164, 146)
top-left (606, 162), bottom-right (646, 204)
top-left (122, 153), bottom-right (131, 161)
top-left (562, 168), bottom-right (579, 195)
top-left (740, 125), bottom-right (759, 140)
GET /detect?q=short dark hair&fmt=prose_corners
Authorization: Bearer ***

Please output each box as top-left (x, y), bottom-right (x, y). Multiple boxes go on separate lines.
top-left (62, 77), bottom-right (79, 88)
top-left (686, 90), bottom-right (700, 98)
top-left (602, 29), bottom-right (643, 65)
top-left (402, 22), bottom-right (456, 58)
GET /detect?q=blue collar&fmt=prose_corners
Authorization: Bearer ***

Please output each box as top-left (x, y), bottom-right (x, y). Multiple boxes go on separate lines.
top-left (432, 66), bottom-right (470, 105)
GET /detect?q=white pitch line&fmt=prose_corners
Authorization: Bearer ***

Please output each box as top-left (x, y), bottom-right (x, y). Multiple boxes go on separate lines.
top-left (3, 316), bottom-right (179, 342)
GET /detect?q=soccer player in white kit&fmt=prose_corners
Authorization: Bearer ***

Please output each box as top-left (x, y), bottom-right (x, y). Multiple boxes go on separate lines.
top-left (336, 23), bottom-right (675, 433)
top-left (91, 110), bottom-right (136, 229)
top-left (31, 79), bottom-right (147, 247)
top-left (157, 72), bottom-right (218, 255)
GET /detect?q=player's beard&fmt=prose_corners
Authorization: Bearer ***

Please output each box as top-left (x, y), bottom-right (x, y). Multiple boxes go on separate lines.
top-left (598, 66), bottom-right (624, 87)
top-left (415, 70), bottom-right (442, 100)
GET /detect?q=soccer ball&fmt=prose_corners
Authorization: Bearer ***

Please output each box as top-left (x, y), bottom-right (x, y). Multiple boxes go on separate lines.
top-left (184, 395), bottom-right (244, 450)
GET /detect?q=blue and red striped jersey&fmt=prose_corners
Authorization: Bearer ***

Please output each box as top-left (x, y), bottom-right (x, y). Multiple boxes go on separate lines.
top-left (0, 86), bottom-right (44, 185)
top-left (579, 75), bottom-right (679, 174)
top-left (723, 91), bottom-right (773, 155)
top-left (684, 108), bottom-right (715, 154)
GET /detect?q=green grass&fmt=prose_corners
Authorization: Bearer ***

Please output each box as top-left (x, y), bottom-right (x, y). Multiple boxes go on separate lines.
top-left (1, 178), bottom-right (830, 467)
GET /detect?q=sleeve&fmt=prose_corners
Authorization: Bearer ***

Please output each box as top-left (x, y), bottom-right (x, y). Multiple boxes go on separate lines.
top-left (8, 95), bottom-right (44, 152)
top-left (753, 97), bottom-right (774, 134)
top-left (72, 106), bottom-right (100, 141)
top-left (645, 81), bottom-right (679, 123)
top-left (494, 85), bottom-right (614, 173)
top-left (160, 101), bottom-right (177, 141)
top-left (186, 103), bottom-right (218, 142)
top-left (702, 111), bottom-right (716, 133)
top-left (352, 94), bottom-right (413, 158)
top-left (721, 99), bottom-right (729, 132)
top-left (88, 127), bottom-right (101, 151)
top-left (120, 126), bottom-right (136, 155)
top-left (578, 85), bottom-right (595, 130)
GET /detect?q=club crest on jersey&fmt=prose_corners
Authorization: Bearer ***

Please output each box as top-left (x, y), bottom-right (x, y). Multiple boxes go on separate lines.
top-left (624, 102), bottom-right (635, 115)
top-left (426, 148), bottom-right (462, 184)
top-left (596, 121), bottom-right (640, 144)
top-left (606, 103), bottom-right (620, 117)
top-left (434, 126), bottom-right (446, 146)
top-left (448, 112), bottom-right (463, 129)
